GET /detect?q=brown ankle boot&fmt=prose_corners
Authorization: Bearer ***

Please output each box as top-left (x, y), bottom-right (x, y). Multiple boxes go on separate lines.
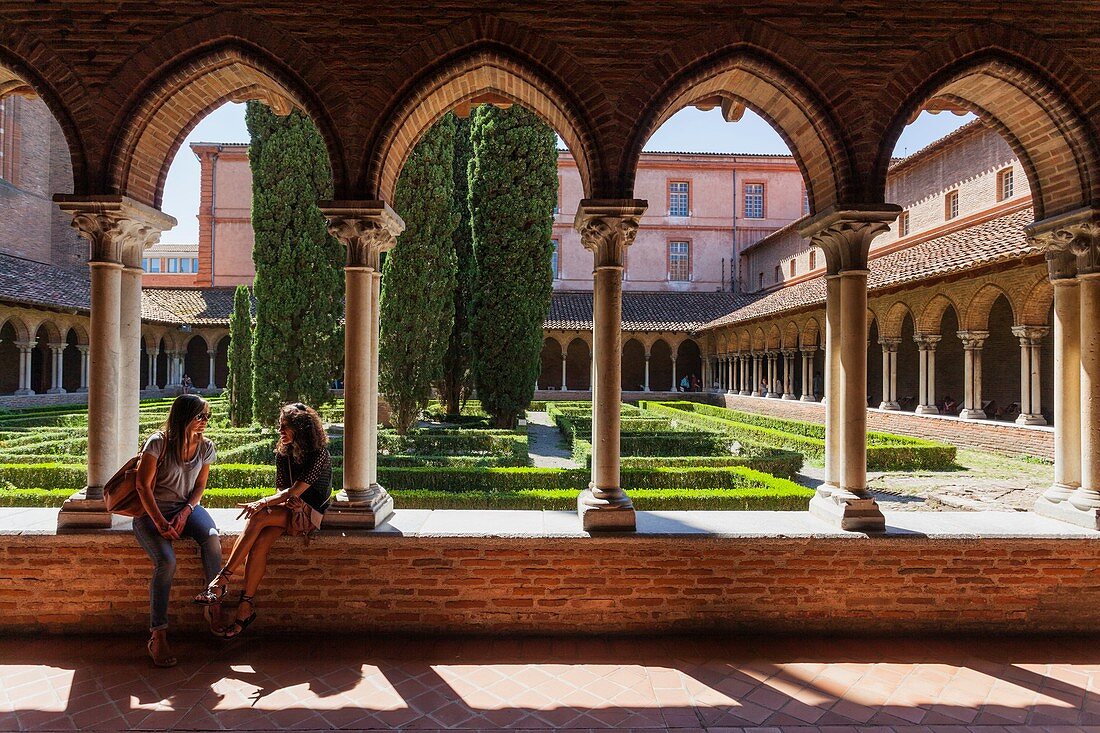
top-left (147, 629), bottom-right (178, 668)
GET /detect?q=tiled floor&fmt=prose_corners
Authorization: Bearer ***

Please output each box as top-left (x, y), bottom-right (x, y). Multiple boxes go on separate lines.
top-left (2, 635), bottom-right (1099, 731)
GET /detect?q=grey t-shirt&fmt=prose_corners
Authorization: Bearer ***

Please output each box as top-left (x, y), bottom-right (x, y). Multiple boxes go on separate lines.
top-left (142, 432), bottom-right (217, 513)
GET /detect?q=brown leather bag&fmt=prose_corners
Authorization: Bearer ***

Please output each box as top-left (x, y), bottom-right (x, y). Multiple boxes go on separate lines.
top-left (103, 436), bottom-right (165, 517)
top-left (284, 459), bottom-right (314, 537)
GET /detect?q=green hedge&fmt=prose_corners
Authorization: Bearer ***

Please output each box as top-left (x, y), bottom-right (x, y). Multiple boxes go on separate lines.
top-left (641, 401), bottom-right (956, 470)
top-left (0, 484), bottom-right (811, 511)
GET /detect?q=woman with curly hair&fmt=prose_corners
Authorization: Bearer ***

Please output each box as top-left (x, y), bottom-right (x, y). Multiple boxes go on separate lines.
top-left (194, 402), bottom-right (332, 638)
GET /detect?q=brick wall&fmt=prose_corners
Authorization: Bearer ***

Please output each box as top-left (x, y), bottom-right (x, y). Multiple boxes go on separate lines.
top-left (2, 531), bottom-right (1097, 635)
top-left (716, 393), bottom-right (1054, 460)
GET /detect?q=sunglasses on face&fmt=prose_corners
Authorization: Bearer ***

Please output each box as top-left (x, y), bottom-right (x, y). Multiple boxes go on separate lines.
top-left (194, 412), bottom-right (211, 422)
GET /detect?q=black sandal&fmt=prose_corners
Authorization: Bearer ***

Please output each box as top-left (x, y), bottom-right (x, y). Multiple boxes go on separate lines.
top-left (193, 567), bottom-right (233, 606)
top-left (220, 593), bottom-right (256, 639)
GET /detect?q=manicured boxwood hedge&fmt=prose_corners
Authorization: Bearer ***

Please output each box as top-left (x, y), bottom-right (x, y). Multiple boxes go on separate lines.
top-left (641, 400), bottom-right (956, 470)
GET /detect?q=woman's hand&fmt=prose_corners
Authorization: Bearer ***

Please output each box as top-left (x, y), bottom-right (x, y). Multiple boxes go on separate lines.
top-left (169, 505), bottom-right (192, 536)
top-left (155, 516), bottom-right (180, 540)
top-left (235, 500), bottom-right (269, 520)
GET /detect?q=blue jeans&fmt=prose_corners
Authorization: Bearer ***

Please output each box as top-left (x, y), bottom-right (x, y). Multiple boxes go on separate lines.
top-left (132, 506), bottom-right (222, 630)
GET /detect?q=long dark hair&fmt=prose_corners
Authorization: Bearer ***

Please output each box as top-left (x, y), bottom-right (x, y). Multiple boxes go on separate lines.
top-left (275, 403), bottom-right (327, 463)
top-left (160, 394), bottom-right (209, 463)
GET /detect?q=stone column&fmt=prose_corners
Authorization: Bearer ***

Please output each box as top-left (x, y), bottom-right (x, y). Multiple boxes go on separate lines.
top-left (14, 342), bottom-right (32, 395)
top-left (54, 195), bottom-right (175, 528)
top-left (561, 352), bottom-right (568, 391)
top-left (1027, 213), bottom-right (1093, 527)
top-left (46, 344), bottom-right (66, 394)
top-left (956, 331), bottom-right (988, 419)
top-left (320, 202), bottom-right (404, 529)
top-left (670, 355), bottom-right (678, 391)
top-left (1011, 326), bottom-right (1048, 425)
top-left (77, 345), bottom-right (89, 393)
top-left (573, 199), bottom-right (646, 531)
top-left (764, 353), bottom-right (777, 397)
top-left (803, 206), bottom-right (898, 531)
top-left (730, 355), bottom-right (738, 394)
top-left (119, 256), bottom-right (146, 460)
top-left (643, 348), bottom-right (651, 392)
top-left (800, 347), bottom-right (816, 401)
top-left (914, 334), bottom-right (941, 414)
top-left (145, 347), bottom-right (158, 390)
top-left (738, 354), bottom-right (748, 394)
top-left (878, 338), bottom-right (900, 410)
top-left (782, 350), bottom-right (797, 399)
top-left (207, 350), bottom-right (217, 389)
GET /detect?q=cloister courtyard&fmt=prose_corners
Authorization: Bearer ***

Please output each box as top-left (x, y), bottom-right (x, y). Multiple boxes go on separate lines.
top-left (2, 0), bottom-right (1100, 730)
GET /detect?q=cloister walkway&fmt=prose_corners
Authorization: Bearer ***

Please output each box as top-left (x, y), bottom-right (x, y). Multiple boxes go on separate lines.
top-left (3, 633), bottom-right (1100, 731)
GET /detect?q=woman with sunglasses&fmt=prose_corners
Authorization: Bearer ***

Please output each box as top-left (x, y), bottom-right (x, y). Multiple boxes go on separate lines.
top-left (195, 402), bottom-right (332, 639)
top-left (133, 394), bottom-right (221, 667)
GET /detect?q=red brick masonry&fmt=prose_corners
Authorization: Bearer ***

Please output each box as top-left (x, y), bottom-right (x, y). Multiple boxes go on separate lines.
top-left (3, 527), bottom-right (1097, 635)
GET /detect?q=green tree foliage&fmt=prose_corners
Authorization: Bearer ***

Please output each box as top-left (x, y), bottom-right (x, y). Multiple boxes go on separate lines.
top-left (437, 114), bottom-right (475, 417)
top-left (380, 115), bottom-right (459, 433)
top-left (246, 102), bottom-right (344, 423)
top-left (226, 285), bottom-right (253, 426)
top-left (467, 105), bottom-right (558, 428)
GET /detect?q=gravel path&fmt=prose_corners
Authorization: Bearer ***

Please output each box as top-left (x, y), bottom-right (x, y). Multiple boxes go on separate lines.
top-left (525, 412), bottom-right (580, 469)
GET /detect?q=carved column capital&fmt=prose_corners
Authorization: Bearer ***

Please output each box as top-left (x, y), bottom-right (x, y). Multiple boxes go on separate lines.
top-left (1011, 325), bottom-right (1050, 346)
top-left (798, 205), bottom-right (901, 274)
top-left (319, 201), bottom-right (405, 269)
top-left (54, 195), bottom-right (176, 265)
top-left (914, 333), bottom-right (942, 350)
top-left (1027, 208), bottom-right (1100, 277)
top-left (956, 330), bottom-right (989, 350)
top-left (878, 337), bottom-right (902, 352)
top-left (574, 199), bottom-right (647, 268)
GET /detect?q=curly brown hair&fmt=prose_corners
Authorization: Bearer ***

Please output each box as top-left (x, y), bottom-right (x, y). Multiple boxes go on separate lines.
top-left (274, 403), bottom-right (328, 462)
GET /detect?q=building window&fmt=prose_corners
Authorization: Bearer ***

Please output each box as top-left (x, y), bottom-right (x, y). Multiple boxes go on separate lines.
top-left (789, 260), bottom-right (796, 277)
top-left (167, 258), bottom-right (178, 273)
top-left (744, 183), bottom-right (765, 219)
top-left (802, 189), bottom-right (810, 216)
top-left (774, 264), bottom-right (781, 283)
top-left (898, 210), bottom-right (910, 237)
top-left (945, 190), bottom-right (959, 220)
top-left (550, 238), bottom-right (560, 279)
top-left (998, 168), bottom-right (1014, 200)
top-left (758, 272), bottom-right (764, 289)
top-left (180, 258), bottom-right (193, 274)
top-left (554, 176), bottom-right (562, 215)
top-left (669, 181), bottom-right (690, 217)
top-left (141, 258), bottom-right (149, 272)
top-left (668, 240), bottom-right (690, 281)
top-left (148, 259), bottom-right (161, 273)
top-left (809, 250), bottom-right (817, 270)
top-left (192, 258), bottom-right (200, 272)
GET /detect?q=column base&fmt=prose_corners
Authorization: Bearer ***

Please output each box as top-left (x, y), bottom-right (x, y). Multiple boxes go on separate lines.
top-left (57, 488), bottom-right (113, 529)
top-left (77, 387), bottom-right (88, 393)
top-left (782, 393), bottom-right (797, 400)
top-left (739, 390), bottom-right (751, 396)
top-left (1016, 413), bottom-right (1047, 426)
top-left (765, 391), bottom-right (781, 399)
top-left (879, 401), bottom-right (900, 410)
top-left (958, 408), bottom-right (987, 420)
top-left (1032, 493), bottom-right (1100, 531)
top-left (915, 405), bottom-right (939, 415)
top-left (577, 487), bottom-right (636, 531)
top-left (808, 487), bottom-right (885, 532)
top-left (46, 388), bottom-right (66, 395)
top-left (322, 486), bottom-right (394, 530)
top-left (800, 395), bottom-right (818, 403)
top-left (14, 389), bottom-right (33, 396)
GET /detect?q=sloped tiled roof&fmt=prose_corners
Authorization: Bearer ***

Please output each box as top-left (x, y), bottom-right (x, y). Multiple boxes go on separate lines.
top-left (141, 288), bottom-right (247, 325)
top-left (548, 291), bottom-right (751, 331)
top-left (701, 207), bottom-right (1039, 331)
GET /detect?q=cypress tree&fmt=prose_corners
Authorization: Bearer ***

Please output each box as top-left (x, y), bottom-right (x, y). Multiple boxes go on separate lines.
top-left (380, 115), bottom-right (459, 433)
top-left (467, 105), bottom-right (558, 428)
top-left (246, 102), bottom-right (344, 423)
top-left (226, 285), bottom-right (253, 426)
top-left (437, 114), bottom-right (475, 417)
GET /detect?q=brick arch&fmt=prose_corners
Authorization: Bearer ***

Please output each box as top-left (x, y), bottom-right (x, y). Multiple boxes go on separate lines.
top-left (30, 318), bottom-right (63, 345)
top-left (1019, 275), bottom-right (1054, 327)
top-left (0, 314), bottom-right (30, 343)
top-left (782, 322), bottom-right (799, 350)
top-left (0, 40), bottom-right (90, 193)
top-left (866, 310), bottom-right (878, 338)
top-left (63, 323), bottom-right (89, 346)
top-left (106, 42), bottom-right (346, 209)
top-left (367, 48), bottom-right (598, 204)
top-left (881, 302), bottom-right (914, 341)
top-left (800, 318), bottom-right (821, 349)
top-left (963, 283), bottom-right (1016, 332)
top-left (875, 33), bottom-right (1100, 219)
top-left (917, 294), bottom-right (960, 335)
top-left (622, 45), bottom-right (854, 212)
top-left (736, 331), bottom-right (750, 353)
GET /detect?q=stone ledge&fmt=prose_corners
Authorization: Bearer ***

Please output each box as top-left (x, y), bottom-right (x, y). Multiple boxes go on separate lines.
top-left (1, 507), bottom-right (1096, 539)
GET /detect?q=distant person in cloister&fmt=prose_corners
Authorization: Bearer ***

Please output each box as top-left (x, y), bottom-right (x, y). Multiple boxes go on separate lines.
top-left (679, 375), bottom-right (690, 392)
top-left (181, 374), bottom-right (192, 395)
top-left (942, 395), bottom-right (958, 416)
top-left (813, 372), bottom-right (823, 401)
top-left (690, 374), bottom-right (701, 392)
top-left (133, 394), bottom-right (221, 668)
top-left (195, 403), bottom-right (333, 639)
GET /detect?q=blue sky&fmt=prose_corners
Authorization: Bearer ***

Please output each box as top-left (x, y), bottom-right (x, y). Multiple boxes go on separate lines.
top-left (160, 104), bottom-right (975, 244)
